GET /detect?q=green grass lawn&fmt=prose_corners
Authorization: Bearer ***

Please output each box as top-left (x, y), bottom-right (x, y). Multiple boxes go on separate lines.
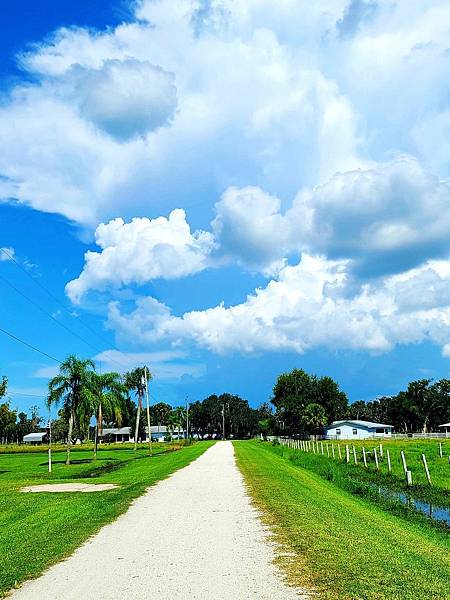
top-left (0, 441), bottom-right (213, 596)
top-left (234, 440), bottom-right (450, 600)
top-left (328, 438), bottom-right (450, 490)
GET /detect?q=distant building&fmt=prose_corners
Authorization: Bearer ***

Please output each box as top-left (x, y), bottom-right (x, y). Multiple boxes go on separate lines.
top-left (439, 423), bottom-right (450, 437)
top-left (98, 427), bottom-right (132, 443)
top-left (325, 420), bottom-right (393, 440)
top-left (97, 425), bottom-right (186, 443)
top-left (23, 432), bottom-right (48, 445)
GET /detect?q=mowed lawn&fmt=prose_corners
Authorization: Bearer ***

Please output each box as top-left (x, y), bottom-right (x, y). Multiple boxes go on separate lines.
top-left (234, 441), bottom-right (450, 600)
top-left (0, 442), bottom-right (213, 596)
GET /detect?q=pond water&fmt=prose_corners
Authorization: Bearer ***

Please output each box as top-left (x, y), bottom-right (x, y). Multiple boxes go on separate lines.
top-left (376, 485), bottom-right (450, 526)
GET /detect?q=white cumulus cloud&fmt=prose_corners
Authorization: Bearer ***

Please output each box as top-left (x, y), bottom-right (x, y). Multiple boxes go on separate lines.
top-left (66, 209), bottom-right (215, 303)
top-left (107, 254), bottom-right (450, 356)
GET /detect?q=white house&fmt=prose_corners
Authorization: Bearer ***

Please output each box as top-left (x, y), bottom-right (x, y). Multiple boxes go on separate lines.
top-left (439, 423), bottom-right (450, 437)
top-left (324, 420), bottom-right (394, 440)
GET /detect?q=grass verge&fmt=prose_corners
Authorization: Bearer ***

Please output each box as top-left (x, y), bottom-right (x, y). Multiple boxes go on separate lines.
top-left (0, 441), bottom-right (213, 596)
top-left (234, 440), bottom-right (450, 600)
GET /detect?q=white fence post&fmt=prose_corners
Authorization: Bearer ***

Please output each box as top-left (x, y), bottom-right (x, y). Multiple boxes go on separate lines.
top-left (345, 445), bottom-right (350, 463)
top-left (352, 445), bottom-right (357, 465)
top-left (400, 450), bottom-right (407, 475)
top-left (362, 447), bottom-right (367, 468)
top-left (422, 454), bottom-right (432, 486)
top-left (374, 447), bottom-right (379, 470)
top-left (386, 449), bottom-right (391, 473)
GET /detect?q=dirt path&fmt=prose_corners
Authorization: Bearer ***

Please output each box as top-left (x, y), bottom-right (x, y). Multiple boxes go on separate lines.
top-left (9, 442), bottom-right (306, 600)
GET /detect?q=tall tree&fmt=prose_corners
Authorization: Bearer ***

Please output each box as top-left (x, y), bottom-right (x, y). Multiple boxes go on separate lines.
top-left (47, 355), bottom-right (95, 465)
top-left (151, 402), bottom-right (172, 432)
top-left (124, 367), bottom-right (149, 450)
top-left (86, 371), bottom-right (127, 459)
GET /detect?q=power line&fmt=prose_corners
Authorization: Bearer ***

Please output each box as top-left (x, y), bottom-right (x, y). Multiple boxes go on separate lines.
top-left (0, 272), bottom-right (104, 355)
top-left (0, 246), bottom-right (112, 348)
top-left (0, 247), bottom-right (130, 373)
top-left (0, 326), bottom-right (62, 363)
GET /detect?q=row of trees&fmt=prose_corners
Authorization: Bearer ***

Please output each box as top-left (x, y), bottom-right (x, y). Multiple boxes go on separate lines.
top-left (2, 362), bottom-right (449, 450)
top-left (348, 379), bottom-right (450, 433)
top-left (269, 369), bottom-right (450, 436)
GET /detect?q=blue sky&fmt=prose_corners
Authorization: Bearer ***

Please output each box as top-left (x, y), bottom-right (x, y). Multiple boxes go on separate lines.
top-left (1, 0), bottom-right (450, 417)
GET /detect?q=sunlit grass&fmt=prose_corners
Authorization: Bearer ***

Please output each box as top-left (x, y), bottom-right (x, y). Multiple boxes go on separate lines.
top-left (234, 440), bottom-right (450, 600)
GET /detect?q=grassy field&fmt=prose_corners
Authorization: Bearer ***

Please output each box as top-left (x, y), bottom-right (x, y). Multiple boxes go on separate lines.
top-left (0, 441), bottom-right (213, 596)
top-left (234, 440), bottom-right (450, 600)
top-left (279, 438), bottom-right (450, 509)
top-left (328, 438), bottom-right (450, 490)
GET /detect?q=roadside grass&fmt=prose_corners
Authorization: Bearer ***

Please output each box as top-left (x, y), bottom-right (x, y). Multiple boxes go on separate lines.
top-left (234, 440), bottom-right (450, 600)
top-left (0, 441), bottom-right (213, 596)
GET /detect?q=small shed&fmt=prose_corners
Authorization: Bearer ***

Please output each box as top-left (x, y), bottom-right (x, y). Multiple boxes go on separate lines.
top-left (23, 432), bottom-right (48, 445)
top-left (439, 423), bottom-right (450, 437)
top-left (325, 420), bottom-right (393, 440)
top-left (98, 427), bottom-right (132, 443)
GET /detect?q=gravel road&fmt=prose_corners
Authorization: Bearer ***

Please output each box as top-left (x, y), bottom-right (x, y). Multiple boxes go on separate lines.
top-left (9, 441), bottom-right (306, 600)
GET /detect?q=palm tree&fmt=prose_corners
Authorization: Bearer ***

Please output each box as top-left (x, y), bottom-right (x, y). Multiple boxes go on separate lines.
top-left (86, 371), bottom-right (127, 459)
top-left (172, 407), bottom-right (186, 441)
top-left (47, 355), bottom-right (95, 465)
top-left (302, 403), bottom-right (327, 440)
top-left (124, 367), bottom-right (149, 451)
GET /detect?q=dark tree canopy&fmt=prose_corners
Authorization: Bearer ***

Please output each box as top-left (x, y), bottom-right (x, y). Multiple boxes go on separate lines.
top-left (272, 368), bottom-right (348, 435)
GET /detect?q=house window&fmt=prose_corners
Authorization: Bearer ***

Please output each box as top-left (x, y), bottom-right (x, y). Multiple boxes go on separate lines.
top-left (336, 429), bottom-right (341, 435)
top-left (375, 428), bottom-right (384, 434)
top-left (353, 428), bottom-right (358, 435)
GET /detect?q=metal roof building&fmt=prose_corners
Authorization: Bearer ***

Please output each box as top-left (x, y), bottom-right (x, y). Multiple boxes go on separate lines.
top-left (325, 419), bottom-right (393, 440)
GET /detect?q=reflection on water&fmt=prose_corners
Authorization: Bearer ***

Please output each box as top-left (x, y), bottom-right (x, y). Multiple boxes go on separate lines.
top-left (375, 485), bottom-right (450, 525)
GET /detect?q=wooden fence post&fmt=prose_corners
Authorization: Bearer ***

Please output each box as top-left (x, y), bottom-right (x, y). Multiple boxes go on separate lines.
top-left (374, 447), bottom-right (379, 470)
top-left (386, 449), bottom-right (391, 473)
top-left (332, 444), bottom-right (335, 458)
top-left (406, 470), bottom-right (413, 486)
top-left (422, 454), bottom-right (432, 486)
top-left (352, 445), bottom-right (357, 464)
top-left (362, 447), bottom-right (367, 467)
top-left (345, 445), bottom-right (350, 463)
top-left (379, 444), bottom-right (383, 459)
top-left (439, 442), bottom-right (443, 458)
top-left (321, 442), bottom-right (324, 455)
top-left (338, 444), bottom-right (342, 460)
top-left (326, 444), bottom-right (330, 457)
top-left (400, 450), bottom-right (407, 475)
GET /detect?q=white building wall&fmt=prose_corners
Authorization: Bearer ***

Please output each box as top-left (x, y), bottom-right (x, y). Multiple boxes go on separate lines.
top-left (326, 424), bottom-right (393, 440)
top-left (326, 424), bottom-right (371, 440)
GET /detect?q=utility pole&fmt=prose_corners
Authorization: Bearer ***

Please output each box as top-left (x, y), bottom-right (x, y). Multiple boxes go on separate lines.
top-left (144, 368), bottom-right (152, 456)
top-left (47, 407), bottom-right (52, 473)
top-left (185, 398), bottom-right (190, 441)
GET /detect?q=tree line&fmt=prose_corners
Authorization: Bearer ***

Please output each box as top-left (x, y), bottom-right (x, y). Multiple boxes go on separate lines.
top-left (1, 362), bottom-right (449, 450)
top-left (268, 369), bottom-right (450, 436)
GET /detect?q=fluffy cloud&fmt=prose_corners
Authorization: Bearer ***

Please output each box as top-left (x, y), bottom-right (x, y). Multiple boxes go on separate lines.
top-left (73, 59), bottom-right (177, 140)
top-left (289, 155), bottom-right (450, 276)
top-left (211, 186), bottom-right (289, 275)
top-left (66, 209), bottom-right (214, 303)
top-left (66, 155), bottom-right (450, 300)
top-left (107, 254), bottom-right (450, 355)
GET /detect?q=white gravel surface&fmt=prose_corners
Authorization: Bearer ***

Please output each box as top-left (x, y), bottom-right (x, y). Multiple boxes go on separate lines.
top-left (9, 441), bottom-right (306, 600)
